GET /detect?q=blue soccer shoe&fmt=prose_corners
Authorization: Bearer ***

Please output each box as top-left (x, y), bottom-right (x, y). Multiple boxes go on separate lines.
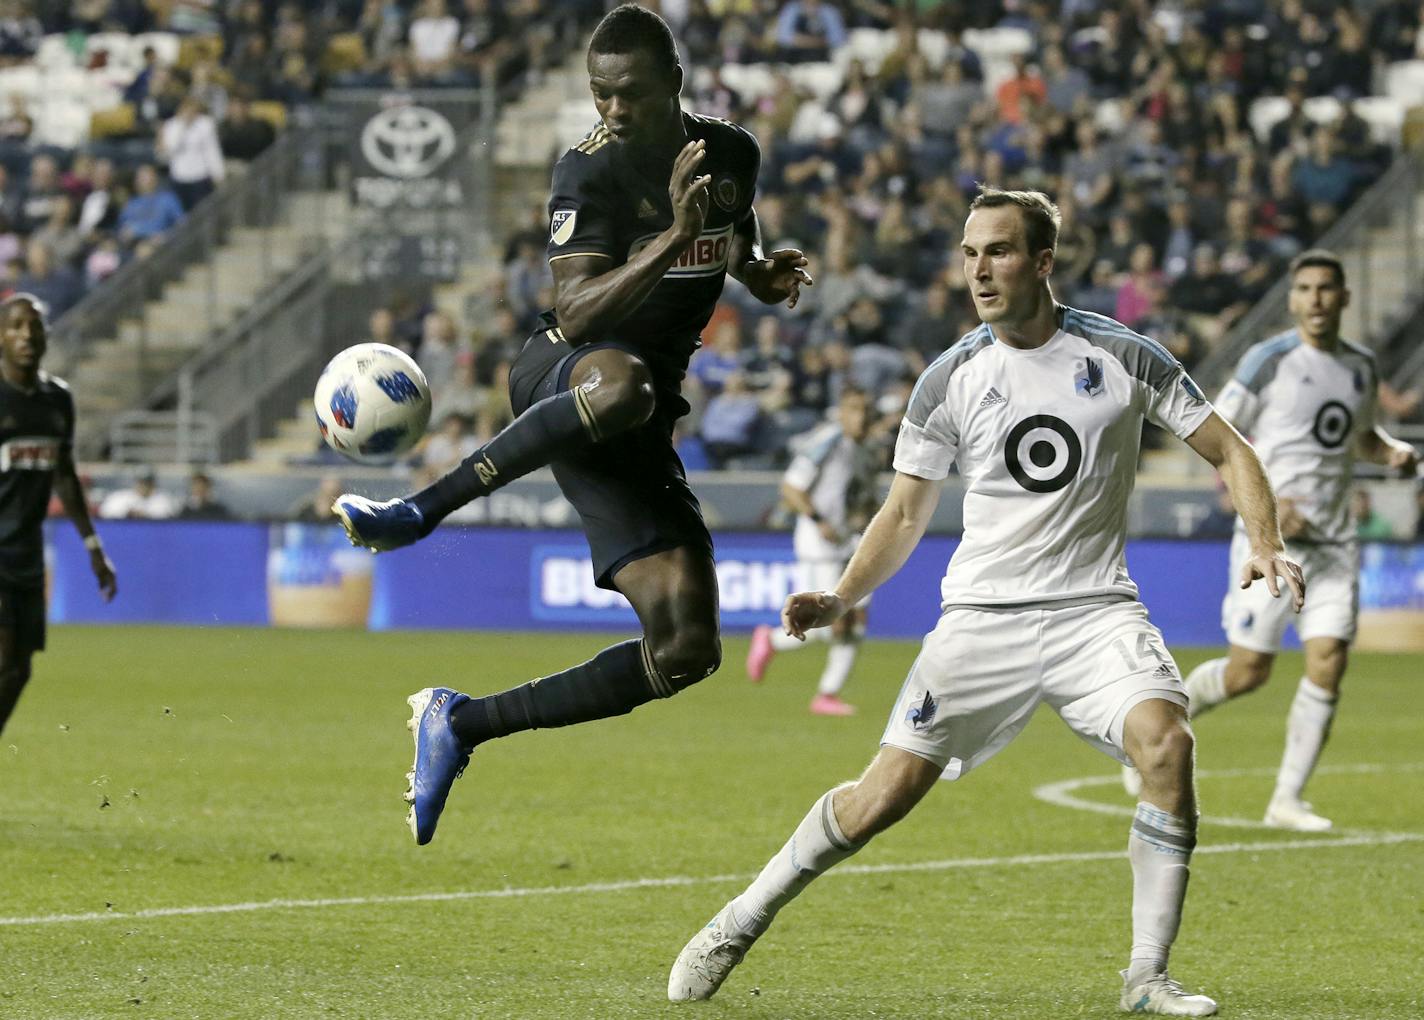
top-left (332, 495), bottom-right (424, 552)
top-left (404, 687), bottom-right (472, 845)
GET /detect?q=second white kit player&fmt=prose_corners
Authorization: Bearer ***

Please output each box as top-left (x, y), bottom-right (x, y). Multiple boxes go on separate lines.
top-left (1173, 251), bottom-right (1418, 831)
top-left (746, 387), bottom-right (881, 715)
top-left (668, 189), bottom-right (1305, 1017)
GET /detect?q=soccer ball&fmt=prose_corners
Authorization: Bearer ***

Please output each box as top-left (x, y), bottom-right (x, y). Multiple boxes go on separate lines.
top-left (313, 343), bottom-right (432, 465)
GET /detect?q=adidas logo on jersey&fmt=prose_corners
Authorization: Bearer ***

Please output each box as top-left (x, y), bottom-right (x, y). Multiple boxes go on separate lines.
top-left (1151, 662), bottom-right (1176, 679)
top-left (637, 198), bottom-right (659, 220)
top-left (979, 387), bottom-right (1007, 408)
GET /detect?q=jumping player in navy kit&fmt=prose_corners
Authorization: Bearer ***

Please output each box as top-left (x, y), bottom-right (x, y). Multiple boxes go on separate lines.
top-left (0, 293), bottom-right (117, 737)
top-left (333, 4), bottom-right (812, 845)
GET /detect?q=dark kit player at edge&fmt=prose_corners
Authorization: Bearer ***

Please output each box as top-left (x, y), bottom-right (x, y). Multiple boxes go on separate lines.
top-left (333, 4), bottom-right (812, 844)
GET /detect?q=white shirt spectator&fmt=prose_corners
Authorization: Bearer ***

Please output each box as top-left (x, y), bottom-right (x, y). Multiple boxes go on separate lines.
top-left (100, 479), bottom-right (179, 519)
top-left (410, 8), bottom-right (460, 66)
top-left (160, 111), bottom-right (226, 186)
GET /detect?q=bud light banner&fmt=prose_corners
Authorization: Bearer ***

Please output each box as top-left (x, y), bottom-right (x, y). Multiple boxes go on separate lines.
top-left (44, 521), bottom-right (1379, 648)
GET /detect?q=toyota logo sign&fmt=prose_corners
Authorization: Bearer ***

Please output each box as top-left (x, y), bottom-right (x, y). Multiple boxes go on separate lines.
top-left (360, 105), bottom-right (456, 179)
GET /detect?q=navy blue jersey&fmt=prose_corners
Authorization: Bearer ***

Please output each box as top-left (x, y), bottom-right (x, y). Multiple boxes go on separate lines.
top-left (543, 111), bottom-right (761, 415)
top-left (0, 371), bottom-right (73, 587)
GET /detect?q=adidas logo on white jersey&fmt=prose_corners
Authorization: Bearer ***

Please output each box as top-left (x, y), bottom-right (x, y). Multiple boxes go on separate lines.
top-left (979, 387), bottom-right (1007, 408)
top-left (1152, 662), bottom-right (1176, 679)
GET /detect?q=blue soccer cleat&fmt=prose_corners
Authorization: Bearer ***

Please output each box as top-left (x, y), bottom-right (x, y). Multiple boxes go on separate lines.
top-left (403, 687), bottom-right (472, 845)
top-left (332, 494), bottom-right (424, 552)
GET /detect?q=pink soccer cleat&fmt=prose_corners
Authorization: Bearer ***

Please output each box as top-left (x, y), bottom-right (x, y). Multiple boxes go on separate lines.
top-left (746, 624), bottom-right (776, 683)
top-left (810, 693), bottom-right (856, 716)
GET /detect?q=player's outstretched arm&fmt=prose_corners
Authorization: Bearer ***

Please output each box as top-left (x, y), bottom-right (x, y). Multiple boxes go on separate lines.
top-left (782, 471), bottom-right (939, 639)
top-left (53, 449), bottom-right (116, 602)
top-left (1184, 412), bottom-right (1304, 611)
top-left (553, 139), bottom-right (711, 342)
top-left (1356, 424), bottom-right (1420, 475)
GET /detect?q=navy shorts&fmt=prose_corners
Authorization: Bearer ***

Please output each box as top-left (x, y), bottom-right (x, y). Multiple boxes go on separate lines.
top-left (509, 331), bottom-right (712, 591)
top-left (0, 583), bottom-right (46, 657)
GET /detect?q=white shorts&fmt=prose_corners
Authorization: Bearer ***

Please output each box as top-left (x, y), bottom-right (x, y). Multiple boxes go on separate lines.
top-left (881, 599), bottom-right (1187, 779)
top-left (1221, 531), bottom-right (1359, 652)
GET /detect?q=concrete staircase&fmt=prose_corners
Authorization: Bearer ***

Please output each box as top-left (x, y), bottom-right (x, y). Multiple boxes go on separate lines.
top-left (66, 190), bottom-right (351, 459)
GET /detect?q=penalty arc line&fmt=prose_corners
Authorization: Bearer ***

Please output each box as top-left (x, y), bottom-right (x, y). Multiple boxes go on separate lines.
top-left (0, 829), bottom-right (1420, 929)
top-left (1033, 761), bottom-right (1424, 832)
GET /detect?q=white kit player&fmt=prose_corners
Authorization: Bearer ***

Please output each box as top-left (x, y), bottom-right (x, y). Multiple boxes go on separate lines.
top-left (1174, 251), bottom-right (1418, 831)
top-left (747, 387), bottom-right (881, 715)
top-left (668, 189), bottom-right (1304, 1017)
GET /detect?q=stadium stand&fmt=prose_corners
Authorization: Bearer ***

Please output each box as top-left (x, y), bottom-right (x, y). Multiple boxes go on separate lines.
top-left (7, 0), bottom-right (1424, 522)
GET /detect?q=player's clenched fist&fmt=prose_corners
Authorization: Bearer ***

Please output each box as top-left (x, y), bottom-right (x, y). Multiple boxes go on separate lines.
top-left (781, 589), bottom-right (847, 641)
top-left (669, 138), bottom-right (710, 242)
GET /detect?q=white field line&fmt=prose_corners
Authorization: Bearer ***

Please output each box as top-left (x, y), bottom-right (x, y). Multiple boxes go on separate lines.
top-left (1, 829), bottom-right (1420, 929)
top-left (1033, 761), bottom-right (1424, 832)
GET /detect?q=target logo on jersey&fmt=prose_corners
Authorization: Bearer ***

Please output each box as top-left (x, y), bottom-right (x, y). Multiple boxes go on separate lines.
top-left (1003, 414), bottom-right (1083, 493)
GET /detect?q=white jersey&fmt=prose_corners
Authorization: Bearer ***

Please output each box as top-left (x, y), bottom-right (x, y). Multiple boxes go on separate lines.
top-left (894, 307), bottom-right (1213, 608)
top-left (784, 421), bottom-right (879, 560)
top-left (1215, 330), bottom-right (1377, 545)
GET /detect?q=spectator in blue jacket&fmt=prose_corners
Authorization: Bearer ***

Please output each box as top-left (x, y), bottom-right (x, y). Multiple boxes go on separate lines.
top-left (118, 165), bottom-right (184, 255)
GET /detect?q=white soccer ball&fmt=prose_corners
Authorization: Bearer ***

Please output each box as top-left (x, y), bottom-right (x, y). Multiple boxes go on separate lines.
top-left (313, 343), bottom-right (432, 465)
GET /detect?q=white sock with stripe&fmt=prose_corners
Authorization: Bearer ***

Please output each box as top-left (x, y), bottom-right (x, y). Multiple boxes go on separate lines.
top-left (772, 629), bottom-right (825, 651)
top-left (1127, 802), bottom-right (1196, 983)
top-left (1273, 678), bottom-right (1337, 802)
top-left (726, 787), bottom-right (864, 936)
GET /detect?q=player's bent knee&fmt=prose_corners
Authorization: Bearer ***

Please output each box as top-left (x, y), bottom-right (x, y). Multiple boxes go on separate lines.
top-left (648, 633), bottom-right (722, 693)
top-left (578, 356), bottom-right (656, 432)
top-left (1136, 722), bottom-right (1194, 777)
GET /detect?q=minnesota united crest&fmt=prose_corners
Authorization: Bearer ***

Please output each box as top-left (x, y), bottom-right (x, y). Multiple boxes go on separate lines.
top-left (1075, 356), bottom-right (1105, 397)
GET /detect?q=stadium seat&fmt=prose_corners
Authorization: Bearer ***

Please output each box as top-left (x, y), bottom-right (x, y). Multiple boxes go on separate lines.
top-left (133, 31), bottom-right (181, 67)
top-left (250, 101), bottom-right (288, 132)
top-left (1384, 60), bottom-right (1424, 106)
top-left (32, 100), bottom-right (91, 148)
top-left (34, 34), bottom-right (74, 70)
top-left (323, 32), bottom-right (367, 75)
top-left (720, 63), bottom-right (775, 103)
top-left (845, 28), bottom-right (895, 73)
top-left (89, 103), bottom-right (137, 140)
top-left (1248, 96), bottom-right (1291, 143)
top-left (964, 26), bottom-right (1034, 60)
top-left (0, 65), bottom-right (41, 102)
top-left (1354, 96), bottom-right (1406, 145)
top-left (787, 63), bottom-right (841, 103)
top-left (86, 32), bottom-right (139, 71)
top-left (177, 34), bottom-right (222, 69)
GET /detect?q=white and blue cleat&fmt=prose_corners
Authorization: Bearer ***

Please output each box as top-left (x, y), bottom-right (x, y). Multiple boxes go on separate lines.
top-left (332, 494), bottom-right (424, 552)
top-left (403, 687), bottom-right (472, 845)
top-left (1120, 970), bottom-right (1218, 1016)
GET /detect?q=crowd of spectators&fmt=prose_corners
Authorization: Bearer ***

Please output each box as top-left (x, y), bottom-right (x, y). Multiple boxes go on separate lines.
top-left (485, 0), bottom-right (1408, 469)
top-left (0, 0), bottom-right (601, 318)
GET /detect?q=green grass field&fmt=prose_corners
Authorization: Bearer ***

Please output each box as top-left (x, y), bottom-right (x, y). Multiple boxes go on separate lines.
top-left (1, 626), bottom-right (1420, 1019)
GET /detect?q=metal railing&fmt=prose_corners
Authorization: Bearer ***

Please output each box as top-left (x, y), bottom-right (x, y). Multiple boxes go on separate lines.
top-left (1196, 154), bottom-right (1423, 390)
top-left (49, 122), bottom-right (332, 383)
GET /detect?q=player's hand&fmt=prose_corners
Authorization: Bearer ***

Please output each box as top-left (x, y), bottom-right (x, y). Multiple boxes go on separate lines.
top-left (668, 139), bottom-right (710, 243)
top-left (1385, 441), bottom-right (1419, 475)
top-left (1240, 550), bottom-right (1305, 613)
top-left (90, 549), bottom-right (117, 603)
top-left (745, 248), bottom-right (814, 309)
top-left (1277, 497), bottom-right (1309, 540)
top-left (782, 589), bottom-right (847, 640)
